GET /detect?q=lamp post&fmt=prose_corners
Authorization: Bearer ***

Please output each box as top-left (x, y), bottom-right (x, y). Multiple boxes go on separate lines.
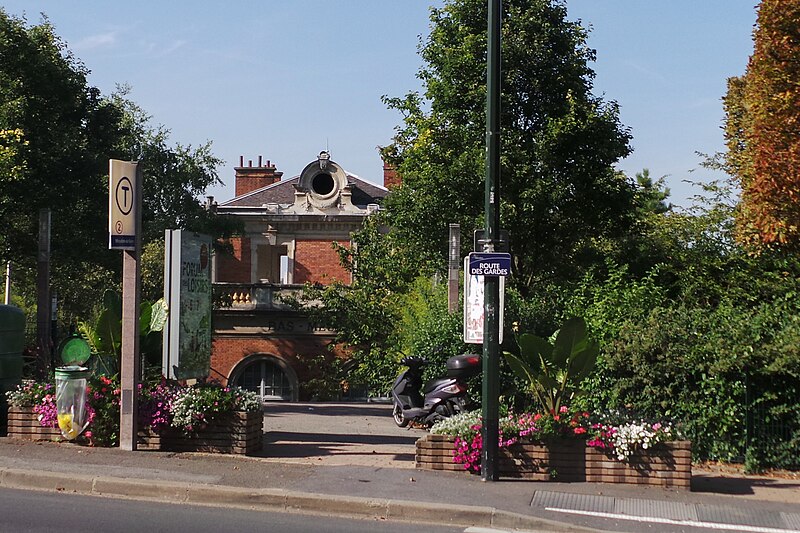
top-left (481, 0), bottom-right (502, 482)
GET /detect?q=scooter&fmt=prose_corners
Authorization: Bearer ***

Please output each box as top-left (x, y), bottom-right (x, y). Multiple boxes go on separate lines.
top-left (391, 353), bottom-right (481, 427)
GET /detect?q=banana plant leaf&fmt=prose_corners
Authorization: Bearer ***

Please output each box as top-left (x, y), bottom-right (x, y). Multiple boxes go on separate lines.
top-left (503, 317), bottom-right (599, 412)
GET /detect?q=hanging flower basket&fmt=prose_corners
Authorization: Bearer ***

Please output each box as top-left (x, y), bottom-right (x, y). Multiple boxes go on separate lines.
top-left (416, 434), bottom-right (691, 488)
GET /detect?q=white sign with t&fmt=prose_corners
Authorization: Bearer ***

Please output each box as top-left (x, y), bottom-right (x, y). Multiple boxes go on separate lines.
top-left (108, 159), bottom-right (139, 250)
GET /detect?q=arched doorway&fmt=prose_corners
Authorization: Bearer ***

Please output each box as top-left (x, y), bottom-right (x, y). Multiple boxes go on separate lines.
top-left (229, 354), bottom-right (298, 401)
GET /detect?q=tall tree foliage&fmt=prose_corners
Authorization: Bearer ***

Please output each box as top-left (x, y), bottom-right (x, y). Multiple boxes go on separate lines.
top-left (297, 215), bottom-right (423, 394)
top-left (109, 90), bottom-right (235, 246)
top-left (381, 0), bottom-right (635, 291)
top-left (0, 11), bottom-right (124, 295)
top-left (0, 12), bottom-right (233, 320)
top-left (726, 0), bottom-right (800, 249)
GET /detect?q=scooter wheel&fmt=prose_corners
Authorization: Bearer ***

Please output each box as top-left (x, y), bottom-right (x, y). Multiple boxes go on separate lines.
top-left (392, 402), bottom-right (410, 428)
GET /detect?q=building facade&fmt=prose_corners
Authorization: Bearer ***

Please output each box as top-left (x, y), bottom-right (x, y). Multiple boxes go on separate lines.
top-left (210, 152), bottom-right (390, 400)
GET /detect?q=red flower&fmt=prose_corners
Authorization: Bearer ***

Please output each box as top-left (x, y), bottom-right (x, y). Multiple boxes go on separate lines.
top-left (573, 427), bottom-right (587, 435)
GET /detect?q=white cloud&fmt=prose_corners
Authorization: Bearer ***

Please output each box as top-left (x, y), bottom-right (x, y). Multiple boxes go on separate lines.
top-left (73, 32), bottom-right (117, 52)
top-left (138, 38), bottom-right (188, 57)
top-left (160, 39), bottom-right (187, 56)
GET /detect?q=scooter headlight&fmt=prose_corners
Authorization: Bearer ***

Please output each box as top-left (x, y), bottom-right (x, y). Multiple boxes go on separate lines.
top-left (442, 383), bottom-right (466, 395)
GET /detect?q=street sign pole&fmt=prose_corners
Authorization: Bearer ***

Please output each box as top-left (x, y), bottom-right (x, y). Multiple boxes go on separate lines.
top-left (482, 0), bottom-right (502, 482)
top-left (110, 160), bottom-right (141, 451)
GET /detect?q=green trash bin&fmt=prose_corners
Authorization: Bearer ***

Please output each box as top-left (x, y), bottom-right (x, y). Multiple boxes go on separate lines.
top-left (0, 305), bottom-right (25, 435)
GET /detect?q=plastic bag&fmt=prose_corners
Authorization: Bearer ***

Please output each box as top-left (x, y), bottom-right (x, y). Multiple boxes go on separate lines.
top-left (55, 369), bottom-right (90, 440)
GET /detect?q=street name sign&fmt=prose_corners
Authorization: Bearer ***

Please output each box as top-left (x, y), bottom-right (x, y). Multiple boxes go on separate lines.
top-left (468, 252), bottom-right (511, 277)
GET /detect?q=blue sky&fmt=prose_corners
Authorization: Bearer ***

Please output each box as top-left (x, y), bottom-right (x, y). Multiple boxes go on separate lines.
top-left (2, 1), bottom-right (757, 206)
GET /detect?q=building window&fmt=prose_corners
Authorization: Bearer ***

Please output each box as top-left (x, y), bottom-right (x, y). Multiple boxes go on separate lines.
top-left (233, 356), bottom-right (295, 401)
top-left (311, 172), bottom-right (335, 196)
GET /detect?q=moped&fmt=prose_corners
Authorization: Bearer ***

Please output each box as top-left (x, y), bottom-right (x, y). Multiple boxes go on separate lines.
top-left (390, 353), bottom-right (481, 427)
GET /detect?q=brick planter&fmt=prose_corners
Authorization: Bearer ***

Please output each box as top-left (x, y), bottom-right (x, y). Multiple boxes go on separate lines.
top-left (6, 406), bottom-right (63, 441)
top-left (137, 411), bottom-right (263, 455)
top-left (416, 434), bottom-right (691, 489)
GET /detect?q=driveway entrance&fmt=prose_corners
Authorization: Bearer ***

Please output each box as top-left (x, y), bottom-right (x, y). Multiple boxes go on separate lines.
top-left (259, 402), bottom-right (425, 469)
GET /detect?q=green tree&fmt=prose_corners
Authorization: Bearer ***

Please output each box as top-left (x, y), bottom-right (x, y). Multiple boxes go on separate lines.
top-left (109, 90), bottom-right (237, 246)
top-left (0, 10), bottom-right (126, 318)
top-left (724, 0), bottom-right (800, 249)
top-left (0, 13), bottom-right (236, 322)
top-left (298, 215), bottom-right (424, 394)
top-left (381, 0), bottom-right (635, 291)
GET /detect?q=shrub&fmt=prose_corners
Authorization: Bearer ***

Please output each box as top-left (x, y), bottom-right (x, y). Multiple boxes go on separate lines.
top-left (86, 374), bottom-right (121, 446)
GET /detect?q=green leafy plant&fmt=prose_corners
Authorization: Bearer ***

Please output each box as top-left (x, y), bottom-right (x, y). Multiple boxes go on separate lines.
top-left (77, 289), bottom-right (167, 374)
top-left (504, 317), bottom-right (598, 413)
top-left (85, 374), bottom-right (121, 446)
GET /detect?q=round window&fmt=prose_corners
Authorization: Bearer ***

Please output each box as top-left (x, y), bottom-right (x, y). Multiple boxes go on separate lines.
top-left (311, 172), bottom-right (335, 196)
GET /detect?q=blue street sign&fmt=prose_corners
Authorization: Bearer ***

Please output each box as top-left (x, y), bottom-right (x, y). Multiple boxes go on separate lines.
top-left (468, 252), bottom-right (511, 277)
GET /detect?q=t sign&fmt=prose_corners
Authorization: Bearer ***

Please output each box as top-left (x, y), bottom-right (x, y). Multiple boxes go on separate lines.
top-left (108, 159), bottom-right (139, 250)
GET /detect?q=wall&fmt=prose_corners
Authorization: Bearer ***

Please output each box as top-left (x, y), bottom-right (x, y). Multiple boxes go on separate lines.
top-left (211, 335), bottom-right (339, 386)
top-left (293, 239), bottom-right (350, 284)
top-left (216, 237), bottom-right (251, 283)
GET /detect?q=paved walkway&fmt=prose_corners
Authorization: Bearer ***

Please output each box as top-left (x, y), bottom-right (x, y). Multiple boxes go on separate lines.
top-left (0, 402), bottom-right (798, 532)
top-left (260, 402), bottom-right (422, 468)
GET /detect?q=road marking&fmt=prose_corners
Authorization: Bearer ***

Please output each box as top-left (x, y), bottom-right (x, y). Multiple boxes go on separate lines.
top-left (545, 507), bottom-right (800, 533)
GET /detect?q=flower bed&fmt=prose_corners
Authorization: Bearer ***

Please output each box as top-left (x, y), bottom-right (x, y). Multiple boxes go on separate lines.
top-left (137, 410), bottom-right (262, 455)
top-left (423, 408), bottom-right (691, 488)
top-left (416, 433), bottom-right (692, 488)
top-left (5, 377), bottom-right (263, 455)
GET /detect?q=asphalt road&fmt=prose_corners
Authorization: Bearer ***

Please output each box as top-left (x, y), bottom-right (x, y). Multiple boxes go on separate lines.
top-left (0, 487), bottom-right (464, 533)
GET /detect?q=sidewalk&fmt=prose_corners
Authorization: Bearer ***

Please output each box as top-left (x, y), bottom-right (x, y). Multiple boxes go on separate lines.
top-left (0, 404), bottom-right (798, 532)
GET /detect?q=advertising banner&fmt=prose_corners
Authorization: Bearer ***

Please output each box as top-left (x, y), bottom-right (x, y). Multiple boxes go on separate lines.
top-left (163, 230), bottom-right (212, 379)
top-left (463, 256), bottom-right (504, 344)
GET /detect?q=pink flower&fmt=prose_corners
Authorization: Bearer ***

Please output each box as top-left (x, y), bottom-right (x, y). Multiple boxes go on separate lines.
top-left (559, 406), bottom-right (568, 414)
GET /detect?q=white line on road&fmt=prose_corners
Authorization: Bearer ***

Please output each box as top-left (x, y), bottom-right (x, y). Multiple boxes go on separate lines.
top-left (545, 507), bottom-right (800, 533)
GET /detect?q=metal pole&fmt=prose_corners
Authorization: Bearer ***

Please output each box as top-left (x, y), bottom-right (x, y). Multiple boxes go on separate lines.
top-left (4, 261), bottom-right (10, 305)
top-left (448, 224), bottom-right (461, 313)
top-left (481, 0), bottom-right (502, 482)
top-left (37, 208), bottom-right (52, 372)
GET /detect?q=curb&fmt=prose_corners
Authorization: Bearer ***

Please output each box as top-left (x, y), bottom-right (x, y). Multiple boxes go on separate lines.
top-left (0, 467), bottom-right (590, 532)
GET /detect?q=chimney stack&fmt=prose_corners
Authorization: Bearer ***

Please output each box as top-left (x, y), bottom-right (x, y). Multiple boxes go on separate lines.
top-left (235, 155), bottom-right (283, 197)
top-left (383, 159), bottom-right (401, 189)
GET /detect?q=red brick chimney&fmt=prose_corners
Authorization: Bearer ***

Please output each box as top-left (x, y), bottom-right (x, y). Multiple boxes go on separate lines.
top-left (235, 155), bottom-right (284, 197)
top-left (383, 160), bottom-right (401, 189)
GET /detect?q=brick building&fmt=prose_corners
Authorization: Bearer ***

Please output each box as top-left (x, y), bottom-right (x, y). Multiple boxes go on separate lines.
top-left (210, 152), bottom-right (390, 400)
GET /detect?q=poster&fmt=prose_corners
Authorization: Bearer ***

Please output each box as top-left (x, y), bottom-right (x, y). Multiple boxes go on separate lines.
top-left (163, 230), bottom-right (212, 379)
